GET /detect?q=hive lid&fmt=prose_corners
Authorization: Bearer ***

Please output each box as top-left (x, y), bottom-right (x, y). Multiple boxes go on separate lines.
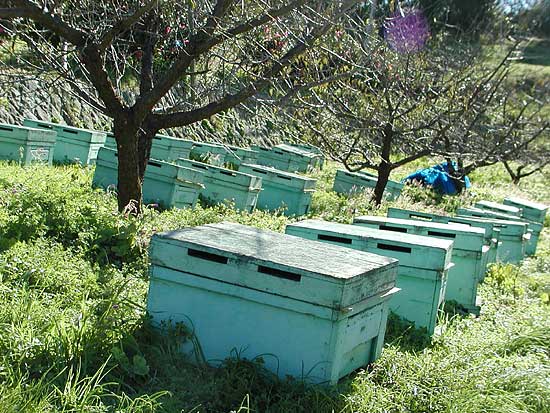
top-left (275, 144), bottom-right (317, 159)
top-left (456, 208), bottom-right (532, 233)
top-left (475, 200), bottom-right (521, 216)
top-left (286, 219), bottom-right (453, 271)
top-left (176, 158), bottom-right (261, 189)
top-left (240, 164), bottom-right (317, 191)
top-left (150, 222), bottom-right (398, 310)
top-left (353, 215), bottom-right (485, 251)
top-left (504, 196), bottom-right (548, 212)
top-left (23, 119), bottom-right (106, 143)
top-left (0, 123), bottom-right (57, 144)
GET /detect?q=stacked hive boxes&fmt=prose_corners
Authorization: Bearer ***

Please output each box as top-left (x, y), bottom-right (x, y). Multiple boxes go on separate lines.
top-left (93, 147), bottom-right (204, 209)
top-left (239, 164), bottom-right (316, 216)
top-left (333, 170), bottom-right (404, 200)
top-left (353, 216), bottom-right (487, 314)
top-left (147, 222), bottom-right (399, 384)
top-left (285, 220), bottom-right (453, 335)
top-left (504, 197), bottom-right (548, 255)
top-left (23, 119), bottom-right (106, 165)
top-left (176, 158), bottom-right (262, 212)
top-left (0, 123), bottom-right (56, 165)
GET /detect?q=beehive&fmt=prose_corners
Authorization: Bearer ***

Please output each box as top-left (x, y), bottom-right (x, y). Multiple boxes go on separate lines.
top-left (474, 200), bottom-right (522, 218)
top-left (503, 197), bottom-right (548, 225)
top-left (239, 164), bottom-right (316, 216)
top-left (102, 132), bottom-right (194, 162)
top-left (333, 170), bottom-right (404, 201)
top-left (353, 216), bottom-right (487, 314)
top-left (456, 207), bottom-right (533, 261)
top-left (252, 145), bottom-right (293, 171)
top-left (283, 142), bottom-right (324, 168)
top-left (285, 219), bottom-right (453, 335)
top-left (147, 222), bottom-right (399, 384)
top-left (0, 123), bottom-right (56, 165)
top-left (23, 119), bottom-right (105, 165)
top-left (274, 144), bottom-right (321, 172)
top-left (224, 145), bottom-right (258, 169)
top-left (176, 158), bottom-right (262, 212)
top-left (387, 207), bottom-right (500, 268)
top-left (93, 147), bottom-right (204, 209)
top-left (189, 142), bottom-right (228, 166)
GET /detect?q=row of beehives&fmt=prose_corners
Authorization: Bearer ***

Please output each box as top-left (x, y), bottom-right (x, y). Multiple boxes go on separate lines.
top-left (146, 197), bottom-right (547, 385)
top-left (0, 119), bottom-right (326, 215)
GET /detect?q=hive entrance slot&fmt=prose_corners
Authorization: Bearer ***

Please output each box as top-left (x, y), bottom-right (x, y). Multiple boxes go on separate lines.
top-left (258, 265), bottom-right (301, 282)
top-left (318, 234), bottom-right (352, 244)
top-left (379, 225), bottom-right (407, 233)
top-left (449, 220), bottom-right (471, 226)
top-left (277, 175), bottom-right (292, 180)
top-left (0, 126), bottom-right (13, 132)
top-left (63, 128), bottom-right (78, 134)
top-left (187, 248), bottom-right (228, 264)
top-left (377, 243), bottom-right (412, 253)
top-left (427, 231), bottom-right (456, 238)
top-left (192, 163), bottom-right (208, 169)
top-left (220, 171), bottom-right (236, 176)
top-left (410, 213), bottom-right (432, 221)
top-left (252, 169), bottom-right (267, 174)
top-left (36, 123), bottom-right (52, 129)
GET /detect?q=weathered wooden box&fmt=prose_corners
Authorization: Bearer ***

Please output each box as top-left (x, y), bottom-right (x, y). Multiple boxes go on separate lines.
top-left (456, 207), bottom-right (532, 262)
top-left (387, 207), bottom-right (500, 268)
top-left (224, 145), bottom-right (258, 169)
top-left (147, 222), bottom-right (399, 384)
top-left (103, 132), bottom-right (194, 162)
top-left (93, 147), bottom-right (204, 209)
top-left (176, 158), bottom-right (262, 212)
top-left (190, 142), bottom-right (228, 166)
top-left (23, 119), bottom-right (105, 165)
top-left (283, 142), bottom-right (324, 168)
top-left (285, 219), bottom-right (453, 335)
top-left (474, 200), bottom-right (522, 218)
top-left (274, 144), bottom-right (321, 172)
top-left (353, 216), bottom-right (487, 314)
top-left (504, 196), bottom-right (548, 225)
top-left (333, 170), bottom-right (403, 201)
top-left (239, 164), bottom-right (316, 216)
top-left (0, 123), bottom-right (56, 165)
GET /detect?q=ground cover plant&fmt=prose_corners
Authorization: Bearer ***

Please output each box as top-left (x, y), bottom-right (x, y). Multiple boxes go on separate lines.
top-left (0, 160), bottom-right (548, 412)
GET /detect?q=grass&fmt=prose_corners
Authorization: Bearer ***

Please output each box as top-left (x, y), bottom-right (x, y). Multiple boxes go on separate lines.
top-left (0, 159), bottom-right (549, 412)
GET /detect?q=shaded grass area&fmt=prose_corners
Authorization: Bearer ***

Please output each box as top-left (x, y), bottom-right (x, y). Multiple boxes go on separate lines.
top-left (0, 161), bottom-right (549, 412)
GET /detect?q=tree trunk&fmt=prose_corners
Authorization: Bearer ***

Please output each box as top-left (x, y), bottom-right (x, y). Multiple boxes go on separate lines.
top-left (114, 119), bottom-right (142, 214)
top-left (374, 162), bottom-right (391, 206)
top-left (137, 126), bottom-right (156, 181)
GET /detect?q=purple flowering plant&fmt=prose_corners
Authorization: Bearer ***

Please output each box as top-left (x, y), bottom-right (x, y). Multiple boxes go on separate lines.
top-left (384, 8), bottom-right (430, 54)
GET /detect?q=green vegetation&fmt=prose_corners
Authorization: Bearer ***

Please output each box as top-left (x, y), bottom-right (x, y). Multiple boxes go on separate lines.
top-left (0, 160), bottom-right (548, 412)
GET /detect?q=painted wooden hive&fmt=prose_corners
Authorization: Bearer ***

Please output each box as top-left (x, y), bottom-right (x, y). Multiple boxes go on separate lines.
top-left (283, 142), bottom-right (325, 168)
top-left (333, 170), bottom-right (404, 201)
top-left (274, 144), bottom-right (321, 172)
top-left (224, 145), bottom-right (258, 169)
top-left (353, 216), bottom-right (487, 314)
top-left (147, 222), bottom-right (399, 385)
top-left (189, 142), bottom-right (229, 166)
top-left (239, 164), bottom-right (316, 216)
top-left (23, 119), bottom-right (105, 165)
top-left (103, 132), bottom-right (194, 162)
top-left (175, 158), bottom-right (262, 212)
top-left (387, 207), bottom-right (500, 269)
top-left (252, 145), bottom-right (295, 171)
top-left (503, 196), bottom-right (548, 225)
top-left (474, 200), bottom-right (523, 218)
top-left (93, 147), bottom-right (204, 209)
top-left (0, 123), bottom-right (56, 165)
top-left (456, 207), bottom-right (535, 260)
top-left (285, 219), bottom-right (453, 335)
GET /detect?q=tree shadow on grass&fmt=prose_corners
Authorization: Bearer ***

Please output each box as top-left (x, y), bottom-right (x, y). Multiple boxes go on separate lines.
top-left (521, 39), bottom-right (550, 66)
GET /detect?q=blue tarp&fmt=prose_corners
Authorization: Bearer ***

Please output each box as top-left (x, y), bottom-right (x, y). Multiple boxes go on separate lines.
top-left (404, 162), bottom-right (471, 195)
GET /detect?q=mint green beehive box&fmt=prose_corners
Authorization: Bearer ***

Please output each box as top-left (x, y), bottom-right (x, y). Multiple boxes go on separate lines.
top-left (474, 200), bottom-right (523, 218)
top-left (176, 158), bottom-right (262, 212)
top-left (284, 142), bottom-right (324, 168)
top-left (23, 119), bottom-right (105, 165)
top-left (224, 145), bottom-right (258, 169)
top-left (333, 170), bottom-right (403, 201)
top-left (147, 222), bottom-right (399, 385)
top-left (190, 142), bottom-right (228, 166)
top-left (353, 216), bottom-right (487, 314)
top-left (274, 144), bottom-right (320, 172)
top-left (387, 207), bottom-right (500, 268)
top-left (504, 196), bottom-right (548, 225)
top-left (93, 147), bottom-right (204, 209)
top-left (239, 164), bottom-right (316, 216)
top-left (103, 132), bottom-right (194, 162)
top-left (456, 207), bottom-right (532, 262)
top-left (252, 145), bottom-right (293, 171)
top-left (286, 219), bottom-right (453, 335)
top-left (0, 123), bottom-right (56, 165)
